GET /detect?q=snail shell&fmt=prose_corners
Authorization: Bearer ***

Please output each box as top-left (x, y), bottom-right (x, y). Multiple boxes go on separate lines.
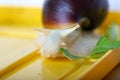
top-left (42, 0), bottom-right (108, 31)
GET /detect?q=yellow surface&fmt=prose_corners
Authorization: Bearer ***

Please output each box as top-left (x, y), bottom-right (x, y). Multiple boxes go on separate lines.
top-left (0, 8), bottom-right (120, 80)
top-left (99, 12), bottom-right (120, 34)
top-left (0, 36), bottom-right (39, 78)
top-left (5, 58), bottom-right (94, 80)
top-left (0, 27), bottom-right (38, 39)
top-left (3, 49), bottom-right (120, 80)
top-left (0, 7), bottom-right (42, 27)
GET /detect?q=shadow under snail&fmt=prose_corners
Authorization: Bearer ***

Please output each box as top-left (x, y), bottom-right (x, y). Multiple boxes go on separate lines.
top-left (36, 0), bottom-right (109, 57)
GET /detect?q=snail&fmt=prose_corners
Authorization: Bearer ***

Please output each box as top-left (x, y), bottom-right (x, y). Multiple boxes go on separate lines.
top-left (36, 0), bottom-right (109, 57)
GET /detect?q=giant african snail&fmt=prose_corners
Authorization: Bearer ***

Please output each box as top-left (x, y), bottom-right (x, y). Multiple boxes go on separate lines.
top-left (36, 0), bottom-right (109, 57)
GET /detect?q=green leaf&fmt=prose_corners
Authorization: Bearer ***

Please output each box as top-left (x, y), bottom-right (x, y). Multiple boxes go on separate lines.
top-left (60, 48), bottom-right (85, 60)
top-left (90, 23), bottom-right (120, 58)
top-left (105, 22), bottom-right (119, 41)
top-left (90, 36), bottom-right (120, 56)
top-left (89, 53), bottom-right (105, 59)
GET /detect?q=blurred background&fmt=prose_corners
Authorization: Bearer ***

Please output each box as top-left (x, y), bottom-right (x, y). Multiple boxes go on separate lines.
top-left (0, 0), bottom-right (119, 28)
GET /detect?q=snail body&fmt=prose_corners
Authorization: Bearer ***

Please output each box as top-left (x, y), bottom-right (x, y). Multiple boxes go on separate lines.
top-left (42, 0), bottom-right (108, 31)
top-left (38, 0), bottom-right (109, 57)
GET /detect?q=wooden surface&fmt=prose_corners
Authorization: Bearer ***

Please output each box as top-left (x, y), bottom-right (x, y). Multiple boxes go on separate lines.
top-left (104, 63), bottom-right (120, 80)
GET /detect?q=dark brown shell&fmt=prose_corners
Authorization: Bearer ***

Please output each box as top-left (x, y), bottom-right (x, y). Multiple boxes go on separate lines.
top-left (42, 0), bottom-right (108, 31)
